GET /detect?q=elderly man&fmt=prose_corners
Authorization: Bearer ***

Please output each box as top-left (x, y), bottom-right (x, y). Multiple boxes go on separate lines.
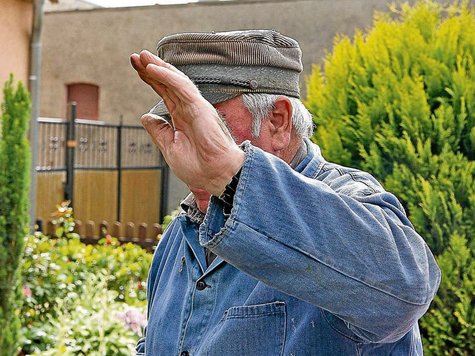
top-left (131, 30), bottom-right (440, 355)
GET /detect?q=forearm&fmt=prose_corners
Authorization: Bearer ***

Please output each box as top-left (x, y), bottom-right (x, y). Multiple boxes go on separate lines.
top-left (200, 143), bottom-right (440, 342)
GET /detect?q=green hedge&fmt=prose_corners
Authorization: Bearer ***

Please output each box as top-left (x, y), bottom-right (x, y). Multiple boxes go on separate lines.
top-left (305, 1), bottom-right (474, 354)
top-left (0, 76), bottom-right (31, 355)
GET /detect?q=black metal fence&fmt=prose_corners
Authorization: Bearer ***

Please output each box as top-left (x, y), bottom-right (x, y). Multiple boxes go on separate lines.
top-left (36, 106), bottom-right (168, 239)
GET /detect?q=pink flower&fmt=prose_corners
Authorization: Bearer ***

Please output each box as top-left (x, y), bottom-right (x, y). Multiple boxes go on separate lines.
top-left (22, 285), bottom-right (32, 298)
top-left (117, 307), bottom-right (147, 335)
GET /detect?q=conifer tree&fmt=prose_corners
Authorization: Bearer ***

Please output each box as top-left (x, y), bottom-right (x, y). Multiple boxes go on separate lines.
top-left (0, 76), bottom-right (31, 354)
top-left (305, 1), bottom-right (474, 354)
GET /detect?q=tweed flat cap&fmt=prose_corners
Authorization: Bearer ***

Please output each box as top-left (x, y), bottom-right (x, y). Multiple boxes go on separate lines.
top-left (149, 29), bottom-right (303, 116)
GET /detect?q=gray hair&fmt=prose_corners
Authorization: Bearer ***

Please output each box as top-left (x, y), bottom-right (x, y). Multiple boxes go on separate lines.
top-left (242, 93), bottom-right (314, 138)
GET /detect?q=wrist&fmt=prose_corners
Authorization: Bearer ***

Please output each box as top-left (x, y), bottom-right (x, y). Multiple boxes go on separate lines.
top-left (209, 147), bottom-right (245, 197)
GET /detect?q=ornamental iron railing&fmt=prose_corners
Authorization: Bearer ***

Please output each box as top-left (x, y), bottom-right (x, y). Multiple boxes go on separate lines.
top-left (36, 104), bottom-right (168, 243)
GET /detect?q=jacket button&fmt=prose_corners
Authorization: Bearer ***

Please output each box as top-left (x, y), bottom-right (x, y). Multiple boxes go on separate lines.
top-left (180, 352), bottom-right (189, 356)
top-left (196, 280), bottom-right (207, 290)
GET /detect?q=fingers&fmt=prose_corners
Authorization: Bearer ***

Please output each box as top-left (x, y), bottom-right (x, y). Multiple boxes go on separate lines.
top-left (137, 50), bottom-right (202, 105)
top-left (131, 52), bottom-right (178, 113)
top-left (140, 113), bottom-right (175, 154)
top-left (130, 53), bottom-right (142, 71)
top-left (138, 50), bottom-right (187, 78)
top-left (130, 53), bottom-right (169, 97)
top-left (144, 63), bottom-right (201, 106)
top-left (133, 50), bottom-right (208, 110)
top-left (133, 50), bottom-right (216, 130)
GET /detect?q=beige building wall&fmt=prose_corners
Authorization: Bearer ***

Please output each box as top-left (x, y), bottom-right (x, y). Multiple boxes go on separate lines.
top-left (40, 0), bottom-right (401, 123)
top-left (0, 0), bottom-right (33, 104)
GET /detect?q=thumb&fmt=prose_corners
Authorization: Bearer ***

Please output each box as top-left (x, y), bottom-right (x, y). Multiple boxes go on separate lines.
top-left (141, 113), bottom-right (174, 154)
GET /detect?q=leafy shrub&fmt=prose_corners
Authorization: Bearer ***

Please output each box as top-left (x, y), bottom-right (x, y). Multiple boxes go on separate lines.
top-left (0, 75), bottom-right (31, 355)
top-left (25, 272), bottom-right (145, 355)
top-left (305, 1), bottom-right (474, 354)
top-left (161, 207), bottom-right (181, 231)
top-left (20, 229), bottom-right (152, 353)
top-left (49, 201), bottom-right (78, 239)
top-left (421, 233), bottom-right (475, 354)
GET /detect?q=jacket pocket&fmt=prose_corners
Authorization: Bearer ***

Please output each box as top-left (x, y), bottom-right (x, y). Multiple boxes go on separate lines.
top-left (202, 301), bottom-right (286, 356)
top-left (321, 309), bottom-right (363, 343)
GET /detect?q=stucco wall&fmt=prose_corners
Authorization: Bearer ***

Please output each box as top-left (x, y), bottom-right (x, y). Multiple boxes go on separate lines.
top-left (40, 0), bottom-right (402, 123)
top-left (0, 0), bottom-right (33, 104)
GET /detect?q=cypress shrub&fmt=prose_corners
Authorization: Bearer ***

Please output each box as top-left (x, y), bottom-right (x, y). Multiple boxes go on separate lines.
top-left (305, 1), bottom-right (474, 354)
top-left (0, 76), bottom-right (31, 354)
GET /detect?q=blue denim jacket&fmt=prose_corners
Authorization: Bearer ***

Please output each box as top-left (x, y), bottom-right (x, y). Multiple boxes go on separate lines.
top-left (137, 140), bottom-right (440, 355)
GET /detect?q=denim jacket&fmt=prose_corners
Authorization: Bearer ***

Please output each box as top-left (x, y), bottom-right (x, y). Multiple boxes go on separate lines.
top-left (137, 139), bottom-right (440, 355)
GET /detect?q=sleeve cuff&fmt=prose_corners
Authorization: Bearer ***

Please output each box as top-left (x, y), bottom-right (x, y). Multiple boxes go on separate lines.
top-left (218, 168), bottom-right (242, 216)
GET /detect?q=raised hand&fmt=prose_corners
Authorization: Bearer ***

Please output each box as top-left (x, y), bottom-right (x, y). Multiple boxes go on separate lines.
top-left (130, 50), bottom-right (245, 196)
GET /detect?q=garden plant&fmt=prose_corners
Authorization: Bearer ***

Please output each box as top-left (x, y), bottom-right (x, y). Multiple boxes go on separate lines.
top-left (0, 76), bottom-right (31, 355)
top-left (20, 202), bottom-right (152, 355)
top-left (305, 1), bottom-right (475, 354)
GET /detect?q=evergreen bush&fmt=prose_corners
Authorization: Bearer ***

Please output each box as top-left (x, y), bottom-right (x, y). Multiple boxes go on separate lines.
top-left (0, 76), bottom-right (31, 355)
top-left (305, 1), bottom-right (474, 354)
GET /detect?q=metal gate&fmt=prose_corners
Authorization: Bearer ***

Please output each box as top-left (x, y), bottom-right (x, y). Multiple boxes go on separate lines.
top-left (35, 105), bottom-right (168, 240)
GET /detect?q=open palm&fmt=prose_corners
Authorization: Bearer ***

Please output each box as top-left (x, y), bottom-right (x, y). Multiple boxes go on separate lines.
top-left (131, 50), bottom-right (245, 196)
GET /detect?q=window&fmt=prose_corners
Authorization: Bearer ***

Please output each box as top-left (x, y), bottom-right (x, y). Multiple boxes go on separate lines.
top-left (67, 83), bottom-right (99, 120)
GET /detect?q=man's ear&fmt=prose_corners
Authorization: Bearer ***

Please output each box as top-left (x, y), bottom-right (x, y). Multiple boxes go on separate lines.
top-left (268, 96), bottom-right (293, 152)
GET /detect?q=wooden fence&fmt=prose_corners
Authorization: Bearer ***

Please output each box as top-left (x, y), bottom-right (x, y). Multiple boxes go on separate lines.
top-left (37, 218), bottom-right (163, 250)
top-left (36, 112), bottom-right (169, 244)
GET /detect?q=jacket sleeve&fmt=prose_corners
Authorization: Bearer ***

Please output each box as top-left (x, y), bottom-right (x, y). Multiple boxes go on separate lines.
top-left (199, 142), bottom-right (441, 343)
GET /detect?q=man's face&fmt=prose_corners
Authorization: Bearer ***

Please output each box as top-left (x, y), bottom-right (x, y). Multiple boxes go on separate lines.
top-left (190, 95), bottom-right (271, 213)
